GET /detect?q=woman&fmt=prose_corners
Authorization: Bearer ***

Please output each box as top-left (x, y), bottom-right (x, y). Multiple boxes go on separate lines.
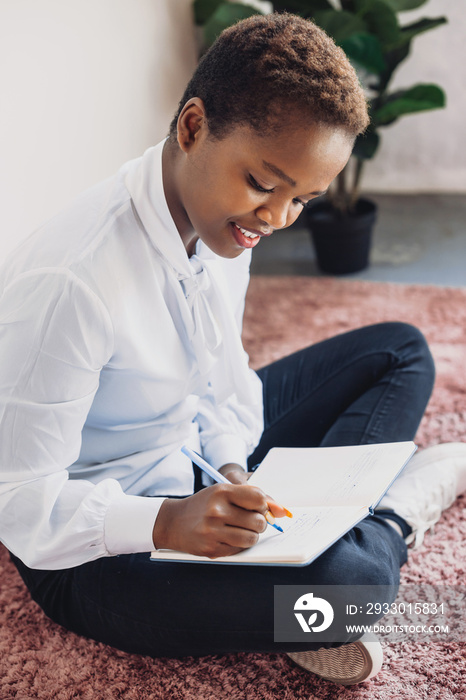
top-left (0, 13), bottom-right (464, 686)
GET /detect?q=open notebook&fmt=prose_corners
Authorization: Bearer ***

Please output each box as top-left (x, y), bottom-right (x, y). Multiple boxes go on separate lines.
top-left (150, 441), bottom-right (416, 566)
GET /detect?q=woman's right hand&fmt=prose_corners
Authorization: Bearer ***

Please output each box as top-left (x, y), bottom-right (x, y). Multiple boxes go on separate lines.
top-left (151, 483), bottom-right (270, 558)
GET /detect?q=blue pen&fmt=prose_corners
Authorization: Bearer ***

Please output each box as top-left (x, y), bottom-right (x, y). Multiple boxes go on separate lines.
top-left (181, 445), bottom-right (284, 533)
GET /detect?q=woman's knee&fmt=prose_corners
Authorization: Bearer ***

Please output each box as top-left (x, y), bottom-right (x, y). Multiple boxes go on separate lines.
top-left (382, 321), bottom-right (433, 364)
top-left (374, 321), bottom-right (435, 390)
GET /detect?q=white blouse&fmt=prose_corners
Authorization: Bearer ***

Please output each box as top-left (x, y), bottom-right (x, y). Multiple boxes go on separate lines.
top-left (0, 141), bottom-right (264, 569)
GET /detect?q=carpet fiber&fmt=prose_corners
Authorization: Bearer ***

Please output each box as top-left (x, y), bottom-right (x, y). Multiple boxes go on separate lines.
top-left (1, 277), bottom-right (465, 699)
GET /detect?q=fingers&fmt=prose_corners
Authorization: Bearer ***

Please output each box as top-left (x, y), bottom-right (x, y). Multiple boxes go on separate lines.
top-left (243, 493), bottom-right (292, 524)
top-left (265, 498), bottom-right (288, 518)
top-left (208, 484), bottom-right (268, 534)
top-left (225, 483), bottom-right (268, 512)
top-left (216, 484), bottom-right (291, 533)
top-left (154, 484), bottom-right (276, 560)
top-left (218, 467), bottom-right (292, 519)
top-left (192, 516), bottom-right (265, 560)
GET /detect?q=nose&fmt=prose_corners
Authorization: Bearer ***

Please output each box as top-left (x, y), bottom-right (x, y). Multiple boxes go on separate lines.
top-left (255, 200), bottom-right (295, 231)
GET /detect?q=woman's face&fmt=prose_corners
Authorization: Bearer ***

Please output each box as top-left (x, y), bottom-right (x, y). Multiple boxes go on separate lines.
top-left (172, 114), bottom-right (354, 259)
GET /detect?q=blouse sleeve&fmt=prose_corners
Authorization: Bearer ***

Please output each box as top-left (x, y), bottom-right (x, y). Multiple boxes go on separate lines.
top-left (0, 269), bottom-right (162, 569)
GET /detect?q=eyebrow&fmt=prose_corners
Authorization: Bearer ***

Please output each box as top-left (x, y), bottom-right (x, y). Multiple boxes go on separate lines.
top-left (262, 160), bottom-right (327, 196)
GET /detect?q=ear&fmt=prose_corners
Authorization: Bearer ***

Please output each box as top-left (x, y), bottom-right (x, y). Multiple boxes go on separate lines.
top-left (176, 98), bottom-right (208, 153)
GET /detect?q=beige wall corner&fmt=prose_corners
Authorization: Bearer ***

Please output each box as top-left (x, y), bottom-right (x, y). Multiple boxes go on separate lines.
top-left (0, 0), bottom-right (197, 258)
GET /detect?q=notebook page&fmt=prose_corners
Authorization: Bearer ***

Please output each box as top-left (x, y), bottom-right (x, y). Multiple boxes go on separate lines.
top-left (237, 504), bottom-right (368, 562)
top-left (248, 442), bottom-right (416, 508)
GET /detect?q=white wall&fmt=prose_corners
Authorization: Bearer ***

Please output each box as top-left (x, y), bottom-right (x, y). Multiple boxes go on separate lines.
top-left (0, 0), bottom-right (197, 260)
top-left (361, 0), bottom-right (466, 193)
top-left (0, 0), bottom-right (463, 262)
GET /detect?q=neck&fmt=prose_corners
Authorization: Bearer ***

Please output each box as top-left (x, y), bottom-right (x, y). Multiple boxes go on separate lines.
top-left (162, 139), bottom-right (199, 256)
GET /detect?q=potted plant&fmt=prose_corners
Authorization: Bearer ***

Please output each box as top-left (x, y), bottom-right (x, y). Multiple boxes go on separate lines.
top-left (193, 0), bottom-right (447, 273)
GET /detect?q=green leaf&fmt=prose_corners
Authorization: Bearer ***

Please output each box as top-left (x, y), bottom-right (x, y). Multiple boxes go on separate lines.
top-left (352, 128), bottom-right (380, 160)
top-left (355, 0), bottom-right (401, 50)
top-left (340, 0), bottom-right (357, 11)
top-left (383, 0), bottom-right (428, 11)
top-left (374, 84), bottom-right (446, 125)
top-left (272, 0), bottom-right (333, 15)
top-left (377, 40), bottom-right (411, 92)
top-left (313, 10), bottom-right (367, 43)
top-left (352, 0), bottom-right (373, 11)
top-left (378, 18), bottom-right (446, 91)
top-left (193, 0), bottom-right (224, 25)
top-left (202, 3), bottom-right (263, 47)
top-left (396, 17), bottom-right (447, 46)
top-left (340, 32), bottom-right (386, 74)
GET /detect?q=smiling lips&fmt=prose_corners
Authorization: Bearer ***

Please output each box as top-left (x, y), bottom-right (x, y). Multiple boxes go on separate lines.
top-left (231, 222), bottom-right (272, 249)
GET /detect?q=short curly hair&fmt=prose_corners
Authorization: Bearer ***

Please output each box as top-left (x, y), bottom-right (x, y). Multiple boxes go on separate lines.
top-left (169, 12), bottom-right (369, 141)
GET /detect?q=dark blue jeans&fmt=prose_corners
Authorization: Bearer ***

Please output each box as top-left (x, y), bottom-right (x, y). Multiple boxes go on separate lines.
top-left (11, 322), bottom-right (435, 657)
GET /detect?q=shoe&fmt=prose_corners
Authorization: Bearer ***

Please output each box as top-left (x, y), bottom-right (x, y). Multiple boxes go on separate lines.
top-left (378, 442), bottom-right (466, 548)
top-left (286, 633), bottom-right (383, 685)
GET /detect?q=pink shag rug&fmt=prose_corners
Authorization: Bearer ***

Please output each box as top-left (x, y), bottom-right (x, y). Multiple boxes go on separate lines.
top-left (1, 276), bottom-right (465, 699)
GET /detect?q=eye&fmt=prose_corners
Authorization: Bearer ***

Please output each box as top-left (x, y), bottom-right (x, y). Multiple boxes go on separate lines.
top-left (249, 174), bottom-right (310, 208)
top-left (248, 175), bottom-right (275, 194)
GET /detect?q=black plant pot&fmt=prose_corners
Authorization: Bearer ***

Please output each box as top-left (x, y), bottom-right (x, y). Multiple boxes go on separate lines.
top-left (307, 198), bottom-right (377, 275)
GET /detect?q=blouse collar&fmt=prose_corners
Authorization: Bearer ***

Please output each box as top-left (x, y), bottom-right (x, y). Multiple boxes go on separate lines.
top-left (124, 142), bottom-right (256, 405)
